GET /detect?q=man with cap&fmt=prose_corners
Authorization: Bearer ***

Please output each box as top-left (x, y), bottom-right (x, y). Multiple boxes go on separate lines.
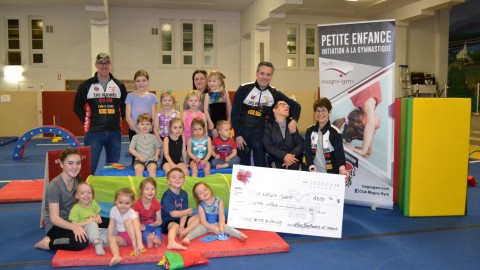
top-left (74, 53), bottom-right (127, 175)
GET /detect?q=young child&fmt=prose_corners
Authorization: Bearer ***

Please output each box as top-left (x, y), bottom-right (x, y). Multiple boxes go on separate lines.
top-left (69, 182), bottom-right (108, 255)
top-left (154, 91), bottom-right (181, 143)
top-left (161, 168), bottom-right (199, 250)
top-left (108, 188), bottom-right (144, 266)
top-left (125, 70), bottom-right (158, 164)
top-left (182, 90), bottom-right (207, 145)
top-left (129, 113), bottom-right (162, 178)
top-left (133, 177), bottom-right (163, 249)
top-left (211, 120), bottom-right (241, 170)
top-left (162, 118), bottom-right (189, 176)
top-left (203, 71), bottom-right (231, 138)
top-left (182, 182), bottom-right (247, 245)
top-left (187, 118), bottom-right (212, 177)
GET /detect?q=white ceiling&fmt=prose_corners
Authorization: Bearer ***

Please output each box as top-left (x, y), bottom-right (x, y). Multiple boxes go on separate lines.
top-left (0, 0), bottom-right (447, 19)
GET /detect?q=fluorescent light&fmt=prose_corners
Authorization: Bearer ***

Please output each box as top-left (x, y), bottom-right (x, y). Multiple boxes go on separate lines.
top-left (3, 66), bottom-right (24, 83)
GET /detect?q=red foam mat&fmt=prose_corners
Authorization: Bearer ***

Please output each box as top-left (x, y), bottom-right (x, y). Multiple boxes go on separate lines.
top-left (0, 180), bottom-right (44, 203)
top-left (52, 229), bottom-right (289, 267)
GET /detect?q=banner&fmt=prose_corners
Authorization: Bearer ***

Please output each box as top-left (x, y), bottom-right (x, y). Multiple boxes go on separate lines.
top-left (228, 165), bottom-right (345, 238)
top-left (318, 20), bottom-right (395, 209)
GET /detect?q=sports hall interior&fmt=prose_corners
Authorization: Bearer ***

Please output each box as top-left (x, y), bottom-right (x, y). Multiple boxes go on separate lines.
top-left (1, 0), bottom-right (479, 269)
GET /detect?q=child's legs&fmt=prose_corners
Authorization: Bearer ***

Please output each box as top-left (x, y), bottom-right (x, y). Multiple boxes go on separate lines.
top-left (99, 228), bottom-right (108, 245)
top-left (203, 163), bottom-right (211, 176)
top-left (84, 222), bottom-right (100, 243)
top-left (117, 231), bottom-right (132, 246)
top-left (227, 156), bottom-right (241, 167)
top-left (190, 161), bottom-right (199, 177)
top-left (167, 222), bottom-right (179, 243)
top-left (123, 219), bottom-right (138, 247)
top-left (177, 163), bottom-right (190, 176)
top-left (181, 215), bottom-right (200, 236)
top-left (133, 163), bottom-right (145, 177)
top-left (224, 225), bottom-right (244, 239)
top-left (146, 162), bottom-right (158, 178)
top-left (185, 224), bottom-right (209, 241)
top-left (210, 158), bottom-right (225, 168)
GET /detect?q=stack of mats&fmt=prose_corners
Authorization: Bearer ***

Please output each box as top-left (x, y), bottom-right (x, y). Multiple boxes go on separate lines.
top-left (397, 98), bottom-right (470, 216)
top-left (52, 174), bottom-right (290, 267)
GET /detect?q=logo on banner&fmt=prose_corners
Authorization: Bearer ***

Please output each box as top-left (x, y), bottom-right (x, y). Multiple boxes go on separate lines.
top-left (236, 169), bottom-right (252, 184)
top-left (321, 61), bottom-right (353, 77)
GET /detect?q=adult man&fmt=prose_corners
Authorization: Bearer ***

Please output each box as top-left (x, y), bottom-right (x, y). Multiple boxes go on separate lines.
top-left (74, 53), bottom-right (127, 175)
top-left (230, 61), bottom-right (301, 167)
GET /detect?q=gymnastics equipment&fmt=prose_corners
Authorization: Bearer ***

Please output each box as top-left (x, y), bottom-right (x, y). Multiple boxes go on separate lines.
top-left (0, 136), bottom-right (18, 146)
top-left (51, 115), bottom-right (63, 143)
top-left (12, 125), bottom-right (80, 160)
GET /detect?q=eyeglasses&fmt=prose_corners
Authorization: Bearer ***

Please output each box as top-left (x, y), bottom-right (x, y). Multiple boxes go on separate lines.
top-left (274, 101), bottom-right (290, 109)
top-left (315, 108), bottom-right (329, 113)
top-left (97, 62), bottom-right (111, 66)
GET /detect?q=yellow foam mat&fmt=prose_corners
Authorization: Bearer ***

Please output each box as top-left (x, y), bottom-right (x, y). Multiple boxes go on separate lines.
top-left (408, 98), bottom-right (470, 216)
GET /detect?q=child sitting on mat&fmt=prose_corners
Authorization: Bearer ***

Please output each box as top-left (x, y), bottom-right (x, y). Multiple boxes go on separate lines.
top-left (133, 177), bottom-right (163, 249)
top-left (187, 118), bottom-right (212, 177)
top-left (68, 181), bottom-right (108, 255)
top-left (162, 118), bottom-right (189, 176)
top-left (182, 182), bottom-right (247, 245)
top-left (108, 188), bottom-right (144, 266)
top-left (161, 168), bottom-right (199, 250)
top-left (210, 120), bottom-right (241, 170)
top-left (129, 113), bottom-right (162, 178)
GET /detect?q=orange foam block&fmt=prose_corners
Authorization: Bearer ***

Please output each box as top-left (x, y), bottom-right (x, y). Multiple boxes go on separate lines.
top-left (0, 180), bottom-right (44, 203)
top-left (52, 229), bottom-right (289, 267)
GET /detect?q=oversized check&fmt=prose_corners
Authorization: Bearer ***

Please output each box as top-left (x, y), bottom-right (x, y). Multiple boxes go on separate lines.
top-left (228, 165), bottom-right (345, 238)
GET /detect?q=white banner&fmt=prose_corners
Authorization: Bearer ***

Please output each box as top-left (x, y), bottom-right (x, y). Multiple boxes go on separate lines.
top-left (318, 20), bottom-right (395, 209)
top-left (228, 165), bottom-right (345, 238)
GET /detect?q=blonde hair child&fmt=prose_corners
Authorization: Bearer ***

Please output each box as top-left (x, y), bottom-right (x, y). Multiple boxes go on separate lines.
top-left (68, 181), bottom-right (108, 255)
top-left (187, 118), bottom-right (212, 177)
top-left (154, 91), bottom-right (181, 143)
top-left (108, 188), bottom-right (144, 266)
top-left (204, 71), bottom-right (231, 138)
top-left (182, 90), bottom-right (207, 145)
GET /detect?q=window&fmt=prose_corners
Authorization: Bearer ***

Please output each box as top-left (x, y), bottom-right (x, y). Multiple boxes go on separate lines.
top-left (287, 24), bottom-right (299, 68)
top-left (305, 25), bottom-right (317, 68)
top-left (31, 19), bottom-right (44, 64)
top-left (182, 22), bottom-right (194, 66)
top-left (160, 21), bottom-right (174, 65)
top-left (7, 19), bottom-right (21, 65)
top-left (203, 22), bottom-right (215, 66)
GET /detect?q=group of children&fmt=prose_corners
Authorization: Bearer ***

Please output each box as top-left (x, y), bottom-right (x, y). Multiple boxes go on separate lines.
top-left (127, 69), bottom-right (239, 178)
top-left (69, 167), bottom-right (246, 266)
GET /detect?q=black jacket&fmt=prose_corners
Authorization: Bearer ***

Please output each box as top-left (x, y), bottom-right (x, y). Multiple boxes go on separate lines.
top-left (263, 119), bottom-right (304, 163)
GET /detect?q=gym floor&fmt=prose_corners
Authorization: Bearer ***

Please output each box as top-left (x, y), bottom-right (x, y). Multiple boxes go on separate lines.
top-left (0, 137), bottom-right (479, 270)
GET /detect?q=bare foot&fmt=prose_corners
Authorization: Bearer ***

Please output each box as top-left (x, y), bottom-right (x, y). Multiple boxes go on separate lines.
top-left (167, 241), bottom-right (188, 250)
top-left (178, 230), bottom-right (188, 239)
top-left (216, 163), bottom-right (228, 170)
top-left (147, 233), bottom-right (154, 249)
top-left (181, 237), bottom-right (191, 245)
top-left (153, 236), bottom-right (161, 248)
top-left (110, 256), bottom-right (122, 266)
top-left (239, 233), bottom-right (248, 241)
top-left (34, 236), bottom-right (51, 250)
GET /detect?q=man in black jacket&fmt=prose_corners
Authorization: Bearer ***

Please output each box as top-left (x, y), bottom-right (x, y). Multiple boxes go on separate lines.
top-left (73, 53), bottom-right (127, 175)
top-left (231, 61), bottom-right (301, 167)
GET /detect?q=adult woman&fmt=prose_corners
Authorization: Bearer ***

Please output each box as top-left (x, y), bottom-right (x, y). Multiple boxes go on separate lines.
top-left (34, 148), bottom-right (89, 251)
top-left (183, 70), bottom-right (208, 112)
top-left (305, 98), bottom-right (349, 180)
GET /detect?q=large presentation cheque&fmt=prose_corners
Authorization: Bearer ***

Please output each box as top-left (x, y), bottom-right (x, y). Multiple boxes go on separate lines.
top-left (228, 165), bottom-right (346, 238)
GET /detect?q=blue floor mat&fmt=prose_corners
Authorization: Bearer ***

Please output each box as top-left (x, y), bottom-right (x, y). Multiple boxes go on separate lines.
top-left (0, 136), bottom-right (18, 146)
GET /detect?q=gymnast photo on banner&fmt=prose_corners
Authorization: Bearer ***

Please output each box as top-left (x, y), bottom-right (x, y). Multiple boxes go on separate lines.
top-left (330, 78), bottom-right (390, 173)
